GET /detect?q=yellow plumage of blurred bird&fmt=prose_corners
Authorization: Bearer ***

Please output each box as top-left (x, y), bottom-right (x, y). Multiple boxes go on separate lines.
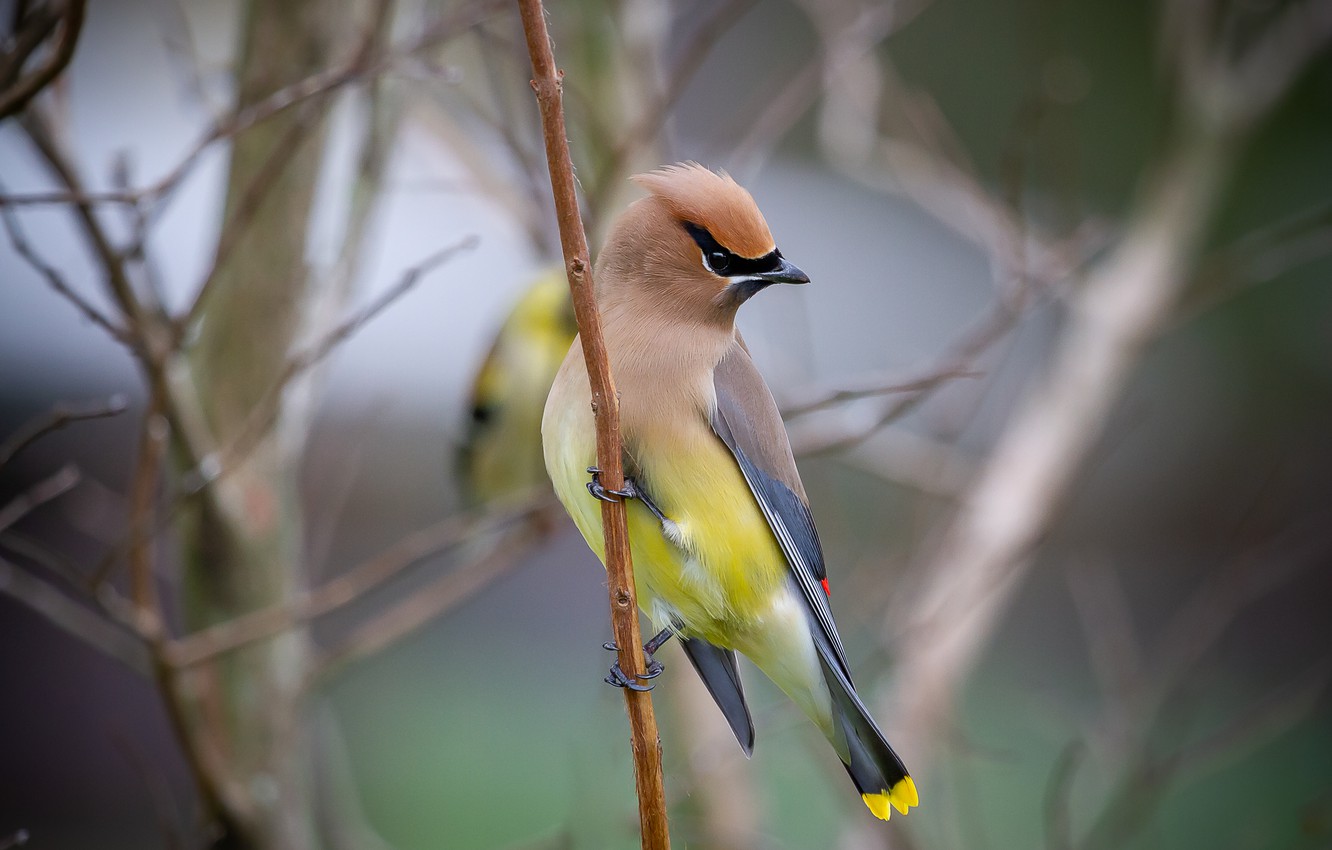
top-left (459, 271), bottom-right (577, 505)
top-left (542, 163), bottom-right (917, 820)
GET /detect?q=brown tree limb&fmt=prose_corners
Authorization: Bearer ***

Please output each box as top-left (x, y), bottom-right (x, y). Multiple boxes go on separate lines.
top-left (0, 395), bottom-right (129, 469)
top-left (0, 0), bottom-right (85, 120)
top-left (517, 1), bottom-right (671, 847)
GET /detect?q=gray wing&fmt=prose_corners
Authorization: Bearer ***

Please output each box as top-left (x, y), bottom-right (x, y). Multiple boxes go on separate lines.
top-left (711, 337), bottom-right (853, 682)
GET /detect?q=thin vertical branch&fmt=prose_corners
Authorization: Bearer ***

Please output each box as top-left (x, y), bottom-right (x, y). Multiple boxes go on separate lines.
top-left (516, 2), bottom-right (670, 848)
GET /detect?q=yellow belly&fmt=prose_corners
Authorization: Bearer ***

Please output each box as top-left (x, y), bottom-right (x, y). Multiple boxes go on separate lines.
top-left (543, 393), bottom-right (786, 647)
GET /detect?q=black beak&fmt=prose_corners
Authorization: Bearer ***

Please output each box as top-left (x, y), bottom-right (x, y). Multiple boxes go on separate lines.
top-left (753, 256), bottom-right (810, 285)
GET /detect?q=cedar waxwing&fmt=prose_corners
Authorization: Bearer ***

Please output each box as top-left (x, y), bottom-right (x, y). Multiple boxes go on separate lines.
top-left (459, 271), bottom-right (577, 505)
top-left (542, 163), bottom-right (917, 820)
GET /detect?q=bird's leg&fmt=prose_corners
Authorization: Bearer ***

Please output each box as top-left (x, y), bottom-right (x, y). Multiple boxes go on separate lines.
top-left (641, 627), bottom-right (673, 678)
top-left (586, 466), bottom-right (670, 523)
top-left (602, 627), bottom-right (675, 689)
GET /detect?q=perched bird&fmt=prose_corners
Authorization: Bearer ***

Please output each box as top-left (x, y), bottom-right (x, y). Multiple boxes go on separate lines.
top-left (459, 270), bottom-right (577, 505)
top-left (542, 163), bottom-right (917, 820)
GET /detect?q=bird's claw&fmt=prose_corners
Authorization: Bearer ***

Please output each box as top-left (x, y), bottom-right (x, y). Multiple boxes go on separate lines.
top-left (605, 660), bottom-right (655, 691)
top-left (586, 467), bottom-right (669, 523)
top-left (602, 640), bottom-right (665, 688)
top-left (586, 466), bottom-right (630, 503)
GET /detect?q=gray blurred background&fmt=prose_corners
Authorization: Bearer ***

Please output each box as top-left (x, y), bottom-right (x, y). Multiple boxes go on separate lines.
top-left (1, 0), bottom-right (1330, 848)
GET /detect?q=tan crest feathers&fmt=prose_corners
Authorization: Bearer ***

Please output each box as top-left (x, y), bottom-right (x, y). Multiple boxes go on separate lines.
top-left (631, 162), bottom-right (776, 259)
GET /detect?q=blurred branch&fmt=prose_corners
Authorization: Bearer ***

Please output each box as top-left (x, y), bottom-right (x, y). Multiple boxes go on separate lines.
top-left (189, 235), bottom-right (478, 487)
top-left (311, 506), bottom-right (555, 683)
top-left (16, 109), bottom-right (224, 506)
top-left (88, 238), bottom-right (476, 598)
top-left (126, 398), bottom-right (167, 637)
top-left (785, 294), bottom-right (1021, 456)
top-left (0, 186), bottom-right (131, 344)
top-left (0, 395), bottom-right (128, 469)
top-left (1064, 520), bottom-right (1332, 848)
top-left (0, 529), bottom-right (88, 588)
top-left (0, 463), bottom-right (79, 532)
top-left (20, 110), bottom-right (163, 325)
top-left (1065, 558), bottom-right (1142, 754)
top-left (167, 494), bottom-right (551, 669)
top-left (584, 0), bottom-right (758, 222)
top-left (0, 0), bottom-right (504, 210)
top-left (0, 0), bottom-right (85, 120)
top-left (731, 0), bottom-right (934, 172)
top-left (1178, 200), bottom-right (1332, 320)
top-left (0, 554), bottom-right (150, 674)
top-left (518, 0), bottom-right (671, 845)
top-left (886, 113), bottom-right (1236, 762)
top-left (880, 0), bottom-right (1332, 775)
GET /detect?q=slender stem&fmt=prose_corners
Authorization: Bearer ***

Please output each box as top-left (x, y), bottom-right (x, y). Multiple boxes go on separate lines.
top-left (515, 2), bottom-right (670, 847)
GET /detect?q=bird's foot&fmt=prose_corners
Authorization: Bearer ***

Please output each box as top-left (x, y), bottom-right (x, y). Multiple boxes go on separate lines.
top-left (604, 658), bottom-right (655, 691)
top-left (602, 639), bottom-right (666, 689)
top-left (585, 467), bottom-right (669, 523)
top-left (586, 466), bottom-right (628, 503)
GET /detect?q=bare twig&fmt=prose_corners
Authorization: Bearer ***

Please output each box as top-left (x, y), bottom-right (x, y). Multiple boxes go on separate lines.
top-left (311, 510), bottom-right (551, 683)
top-left (0, 395), bottom-right (129, 468)
top-left (0, 188), bottom-right (130, 344)
top-left (0, 529), bottom-right (88, 588)
top-left (0, 555), bottom-right (150, 674)
top-left (518, 1), bottom-right (671, 846)
top-left (877, 2), bottom-right (1332, 776)
top-left (1179, 200), bottom-right (1332, 321)
top-left (886, 117), bottom-right (1236, 761)
top-left (167, 493), bottom-right (549, 668)
top-left (17, 110), bottom-right (228, 510)
top-left (782, 366), bottom-right (983, 419)
top-left (0, 0), bottom-right (86, 120)
top-left (185, 235), bottom-right (478, 487)
top-left (584, 0), bottom-right (758, 222)
top-left (787, 293), bottom-right (1023, 455)
top-left (0, 463), bottom-right (79, 532)
top-left (127, 398), bottom-right (167, 637)
top-left (20, 110), bottom-right (161, 329)
top-left (0, 0), bottom-right (505, 212)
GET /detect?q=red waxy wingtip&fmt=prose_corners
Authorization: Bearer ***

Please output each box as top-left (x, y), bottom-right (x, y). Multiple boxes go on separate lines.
top-left (821, 578), bottom-right (830, 597)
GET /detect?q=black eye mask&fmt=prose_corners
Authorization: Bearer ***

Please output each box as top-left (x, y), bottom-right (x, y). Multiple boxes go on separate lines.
top-left (683, 222), bottom-right (784, 278)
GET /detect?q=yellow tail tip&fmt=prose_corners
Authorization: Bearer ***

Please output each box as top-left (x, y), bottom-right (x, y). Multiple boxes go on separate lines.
top-left (863, 777), bottom-right (919, 820)
top-left (861, 793), bottom-right (892, 820)
top-left (893, 776), bottom-right (920, 810)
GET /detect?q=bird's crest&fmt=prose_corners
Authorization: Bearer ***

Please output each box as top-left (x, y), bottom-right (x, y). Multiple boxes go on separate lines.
top-left (631, 163), bottom-right (775, 260)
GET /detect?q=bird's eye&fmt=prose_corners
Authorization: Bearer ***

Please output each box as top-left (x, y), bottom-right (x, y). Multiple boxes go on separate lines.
top-left (471, 403), bottom-right (494, 424)
top-left (707, 250), bottom-right (731, 274)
